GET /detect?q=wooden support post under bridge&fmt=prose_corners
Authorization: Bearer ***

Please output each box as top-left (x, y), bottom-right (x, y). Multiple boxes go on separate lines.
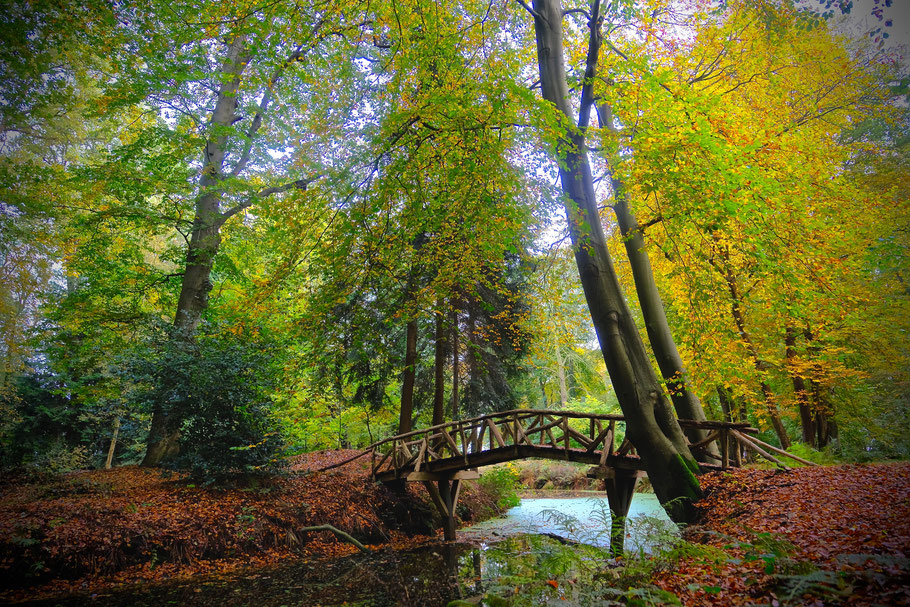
top-left (416, 470), bottom-right (479, 541)
top-left (588, 466), bottom-right (646, 555)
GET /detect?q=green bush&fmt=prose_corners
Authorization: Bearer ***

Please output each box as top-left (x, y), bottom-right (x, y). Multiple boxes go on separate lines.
top-left (478, 463), bottom-right (521, 510)
top-left (123, 322), bottom-right (285, 481)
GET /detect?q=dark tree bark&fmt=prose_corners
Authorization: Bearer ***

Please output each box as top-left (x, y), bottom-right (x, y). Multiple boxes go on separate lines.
top-left (398, 319), bottom-right (419, 434)
top-left (450, 307), bottom-right (460, 420)
top-left (529, 0), bottom-right (701, 523)
top-left (785, 326), bottom-right (816, 446)
top-left (712, 244), bottom-right (790, 449)
top-left (433, 307), bottom-right (446, 427)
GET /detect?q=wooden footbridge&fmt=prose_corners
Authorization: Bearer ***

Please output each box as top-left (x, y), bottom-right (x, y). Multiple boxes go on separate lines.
top-left (369, 409), bottom-right (814, 545)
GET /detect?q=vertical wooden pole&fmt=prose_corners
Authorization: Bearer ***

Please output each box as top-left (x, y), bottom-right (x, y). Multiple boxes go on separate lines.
top-left (603, 471), bottom-right (640, 556)
top-left (438, 479), bottom-right (457, 541)
top-left (720, 428), bottom-right (729, 470)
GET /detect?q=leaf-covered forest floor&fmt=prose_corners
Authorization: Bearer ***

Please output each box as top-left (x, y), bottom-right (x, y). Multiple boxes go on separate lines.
top-left (1, 457), bottom-right (908, 605)
top-left (0, 450), bottom-right (501, 603)
top-left (656, 463), bottom-right (910, 606)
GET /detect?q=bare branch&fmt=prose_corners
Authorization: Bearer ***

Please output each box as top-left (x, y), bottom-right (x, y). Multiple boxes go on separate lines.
top-left (514, 0), bottom-right (541, 19)
top-left (563, 8), bottom-right (591, 19)
top-left (218, 175), bottom-right (322, 225)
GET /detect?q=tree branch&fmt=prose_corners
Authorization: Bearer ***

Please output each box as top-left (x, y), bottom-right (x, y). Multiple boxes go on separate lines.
top-left (229, 19), bottom-right (328, 178)
top-left (298, 525), bottom-right (371, 553)
top-left (218, 175), bottom-right (322, 225)
top-left (577, 0), bottom-right (603, 131)
top-left (563, 8), bottom-right (591, 19)
top-left (515, 0), bottom-right (541, 19)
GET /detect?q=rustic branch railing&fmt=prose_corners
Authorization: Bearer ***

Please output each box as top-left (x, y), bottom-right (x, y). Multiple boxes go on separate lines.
top-left (369, 409), bottom-right (815, 481)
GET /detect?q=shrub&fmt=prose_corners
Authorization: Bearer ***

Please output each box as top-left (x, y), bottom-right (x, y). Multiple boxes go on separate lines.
top-left (123, 322), bottom-right (285, 481)
top-left (478, 463), bottom-right (521, 510)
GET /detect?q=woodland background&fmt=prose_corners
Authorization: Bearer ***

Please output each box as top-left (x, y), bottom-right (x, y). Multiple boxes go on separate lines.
top-left (1, 0), bottom-right (908, 477)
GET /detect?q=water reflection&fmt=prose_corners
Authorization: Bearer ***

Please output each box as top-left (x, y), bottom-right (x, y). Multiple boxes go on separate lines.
top-left (461, 494), bottom-right (677, 553)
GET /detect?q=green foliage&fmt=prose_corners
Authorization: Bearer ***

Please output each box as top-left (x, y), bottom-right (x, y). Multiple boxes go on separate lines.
top-left (512, 460), bottom-right (598, 491)
top-left (785, 442), bottom-right (841, 466)
top-left (478, 464), bottom-right (521, 510)
top-left (122, 323), bottom-right (285, 480)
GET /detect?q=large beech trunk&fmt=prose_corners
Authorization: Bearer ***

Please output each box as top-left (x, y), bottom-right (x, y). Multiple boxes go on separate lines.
top-left (141, 36), bottom-right (250, 467)
top-left (605, 156), bottom-right (714, 455)
top-left (531, 0), bottom-right (701, 523)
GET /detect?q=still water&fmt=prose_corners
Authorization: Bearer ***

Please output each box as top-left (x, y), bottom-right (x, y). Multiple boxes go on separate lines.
top-left (462, 493), bottom-right (675, 552)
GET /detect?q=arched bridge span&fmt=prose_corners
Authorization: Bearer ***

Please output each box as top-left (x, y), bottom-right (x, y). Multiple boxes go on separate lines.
top-left (368, 409), bottom-right (814, 545)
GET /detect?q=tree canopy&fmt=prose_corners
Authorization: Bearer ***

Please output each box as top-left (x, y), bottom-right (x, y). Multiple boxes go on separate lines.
top-left (1, 0), bottom-right (907, 505)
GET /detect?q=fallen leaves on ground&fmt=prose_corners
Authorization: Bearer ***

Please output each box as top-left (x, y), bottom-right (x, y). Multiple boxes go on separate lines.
top-left (0, 451), bottom-right (500, 603)
top-left (654, 462), bottom-right (910, 606)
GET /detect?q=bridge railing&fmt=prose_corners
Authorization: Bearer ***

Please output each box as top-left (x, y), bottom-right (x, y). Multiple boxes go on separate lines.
top-left (371, 409), bottom-right (626, 479)
top-left (370, 409), bottom-right (816, 479)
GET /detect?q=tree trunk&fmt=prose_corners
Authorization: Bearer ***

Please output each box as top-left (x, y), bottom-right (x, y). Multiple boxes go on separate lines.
top-left (104, 417), bottom-right (120, 470)
top-left (717, 250), bottom-right (790, 449)
top-left (142, 35), bottom-right (250, 467)
top-left (433, 307), bottom-right (446, 427)
top-left (596, 106), bottom-right (714, 454)
top-left (531, 0), bottom-right (700, 523)
top-left (450, 306), bottom-right (460, 420)
top-left (785, 326), bottom-right (815, 447)
top-left (398, 319), bottom-right (418, 434)
top-left (554, 341), bottom-right (569, 407)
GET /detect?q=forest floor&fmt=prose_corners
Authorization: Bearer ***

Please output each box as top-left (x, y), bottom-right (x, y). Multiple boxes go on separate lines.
top-left (1, 456), bottom-right (908, 605)
top-left (0, 450), bottom-right (502, 604)
top-left (656, 462), bottom-right (910, 606)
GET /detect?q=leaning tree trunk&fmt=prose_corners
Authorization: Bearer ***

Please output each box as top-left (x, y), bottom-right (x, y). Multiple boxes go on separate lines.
top-left (531, 0), bottom-right (701, 523)
top-left (719, 257), bottom-right (791, 449)
top-left (604, 152), bottom-right (715, 456)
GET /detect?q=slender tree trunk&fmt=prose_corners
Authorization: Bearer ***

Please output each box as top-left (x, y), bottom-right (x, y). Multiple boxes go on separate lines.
top-left (105, 417), bottom-right (120, 469)
top-left (716, 250), bottom-right (790, 449)
top-left (785, 326), bottom-right (816, 446)
top-left (596, 106), bottom-right (714, 454)
top-left (531, 0), bottom-right (700, 523)
top-left (433, 307), bottom-right (446, 427)
top-left (804, 326), bottom-right (837, 448)
top-left (450, 307), bottom-right (460, 420)
top-left (554, 341), bottom-right (569, 407)
top-left (398, 319), bottom-right (418, 434)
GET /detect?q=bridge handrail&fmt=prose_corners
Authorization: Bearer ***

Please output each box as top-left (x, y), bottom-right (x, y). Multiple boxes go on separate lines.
top-left (371, 408), bottom-right (753, 452)
top-left (366, 408), bottom-right (816, 480)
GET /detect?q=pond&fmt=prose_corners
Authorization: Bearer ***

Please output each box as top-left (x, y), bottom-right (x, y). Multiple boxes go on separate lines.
top-left (461, 493), bottom-right (676, 553)
top-left (27, 496), bottom-right (680, 607)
